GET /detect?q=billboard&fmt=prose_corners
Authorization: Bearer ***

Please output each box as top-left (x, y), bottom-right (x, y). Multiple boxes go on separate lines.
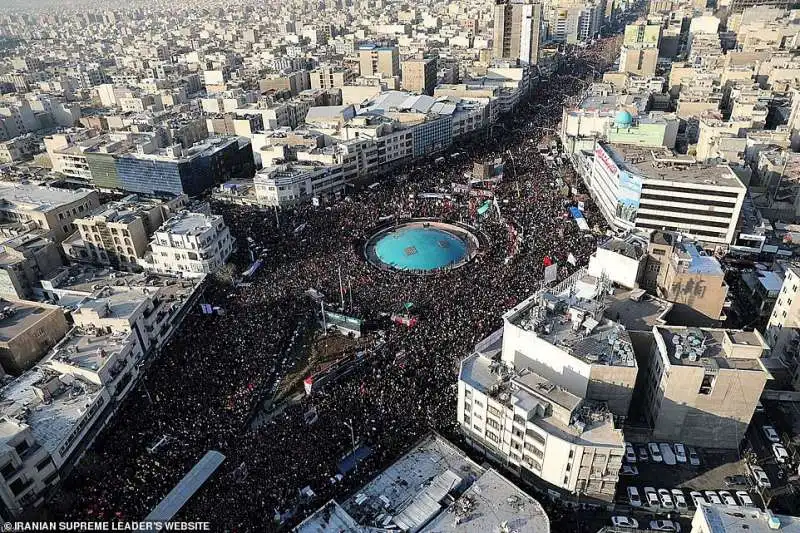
top-left (616, 170), bottom-right (642, 223)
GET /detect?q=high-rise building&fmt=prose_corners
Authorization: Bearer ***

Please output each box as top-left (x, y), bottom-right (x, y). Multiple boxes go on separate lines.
top-left (401, 57), bottom-right (437, 95)
top-left (358, 45), bottom-right (400, 77)
top-left (492, 0), bottom-right (542, 65)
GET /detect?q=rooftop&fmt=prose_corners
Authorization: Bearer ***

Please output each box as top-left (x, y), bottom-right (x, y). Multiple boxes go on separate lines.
top-left (604, 143), bottom-right (745, 189)
top-left (655, 326), bottom-right (767, 370)
top-left (0, 183), bottom-right (95, 213)
top-left (0, 299), bottom-right (58, 343)
top-left (696, 503), bottom-right (800, 532)
top-left (674, 241), bottom-right (724, 276)
top-left (505, 291), bottom-right (637, 368)
top-left (157, 211), bottom-right (220, 236)
top-left (0, 367), bottom-right (103, 454)
top-left (44, 326), bottom-right (130, 374)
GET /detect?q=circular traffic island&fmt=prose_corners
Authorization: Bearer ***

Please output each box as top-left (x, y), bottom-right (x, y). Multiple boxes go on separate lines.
top-left (364, 220), bottom-right (480, 274)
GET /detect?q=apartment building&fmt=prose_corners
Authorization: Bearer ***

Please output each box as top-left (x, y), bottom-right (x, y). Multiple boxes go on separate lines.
top-left (0, 183), bottom-right (101, 243)
top-left (63, 195), bottom-right (187, 271)
top-left (146, 211), bottom-right (234, 278)
top-left (358, 45), bottom-right (400, 78)
top-left (401, 58), bottom-right (437, 96)
top-left (309, 67), bottom-right (355, 90)
top-left (457, 273), bottom-right (637, 502)
top-left (493, 0), bottom-right (542, 65)
top-left (765, 263), bottom-right (800, 366)
top-left (643, 326), bottom-right (769, 448)
top-left (0, 299), bottom-right (69, 375)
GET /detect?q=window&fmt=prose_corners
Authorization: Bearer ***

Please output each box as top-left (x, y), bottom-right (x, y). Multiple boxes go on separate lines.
top-left (487, 405), bottom-right (502, 417)
top-left (35, 457), bottom-right (52, 472)
top-left (487, 418), bottom-right (501, 431)
top-left (699, 373), bottom-right (716, 395)
top-left (486, 431), bottom-right (500, 443)
top-left (14, 441), bottom-right (29, 456)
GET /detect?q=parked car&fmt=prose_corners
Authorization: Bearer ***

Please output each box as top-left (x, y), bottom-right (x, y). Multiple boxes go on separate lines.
top-left (689, 491), bottom-right (706, 508)
top-left (649, 520), bottom-right (681, 532)
top-left (724, 475), bottom-right (749, 487)
top-left (750, 465), bottom-right (772, 489)
top-left (773, 443), bottom-right (789, 463)
top-left (644, 486), bottom-right (660, 507)
top-left (674, 443), bottom-right (688, 463)
top-left (611, 516), bottom-right (639, 529)
top-left (621, 465), bottom-right (639, 476)
top-left (735, 491), bottom-right (755, 508)
top-left (649, 442), bottom-right (663, 462)
top-left (687, 447), bottom-right (701, 466)
top-left (638, 445), bottom-right (650, 462)
top-left (625, 442), bottom-right (637, 463)
top-left (763, 425), bottom-right (780, 443)
top-left (660, 443), bottom-right (677, 465)
top-left (718, 490), bottom-right (737, 506)
top-left (658, 488), bottom-right (675, 509)
top-left (628, 486), bottom-right (642, 507)
top-left (705, 491), bottom-right (722, 505)
top-left (672, 489), bottom-right (688, 511)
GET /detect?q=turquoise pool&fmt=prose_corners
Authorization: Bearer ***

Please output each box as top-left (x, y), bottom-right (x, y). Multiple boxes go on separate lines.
top-left (374, 226), bottom-right (468, 272)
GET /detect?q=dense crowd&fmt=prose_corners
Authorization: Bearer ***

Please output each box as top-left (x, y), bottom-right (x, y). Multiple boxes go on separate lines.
top-left (50, 43), bottom-right (617, 532)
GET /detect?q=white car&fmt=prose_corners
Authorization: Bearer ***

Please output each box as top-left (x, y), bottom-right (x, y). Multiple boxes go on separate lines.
top-left (687, 447), bottom-right (701, 466)
top-left (650, 520), bottom-right (681, 532)
top-left (628, 486), bottom-right (642, 507)
top-left (689, 491), bottom-right (706, 508)
top-left (674, 443), bottom-right (688, 463)
top-left (736, 491), bottom-right (755, 508)
top-left (612, 516), bottom-right (639, 529)
top-left (751, 465), bottom-right (772, 489)
top-left (660, 443), bottom-right (677, 465)
top-left (625, 442), bottom-right (637, 463)
top-left (649, 442), bottom-right (664, 463)
top-left (621, 465), bottom-right (639, 476)
top-left (658, 488), bottom-right (675, 509)
top-left (763, 425), bottom-right (780, 443)
top-left (672, 489), bottom-right (688, 511)
top-left (644, 486), bottom-right (660, 507)
top-left (773, 443), bottom-right (789, 463)
top-left (718, 490), bottom-right (737, 506)
top-left (705, 491), bottom-right (722, 505)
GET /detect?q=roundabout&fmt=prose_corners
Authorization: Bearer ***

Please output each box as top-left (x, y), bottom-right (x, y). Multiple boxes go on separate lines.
top-left (364, 220), bottom-right (480, 274)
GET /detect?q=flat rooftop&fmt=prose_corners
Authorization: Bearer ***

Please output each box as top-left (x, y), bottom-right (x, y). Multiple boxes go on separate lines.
top-left (158, 212), bottom-right (220, 236)
top-left (0, 367), bottom-right (103, 454)
top-left (507, 292), bottom-right (637, 367)
top-left (656, 326), bottom-right (766, 371)
top-left (603, 287), bottom-right (672, 332)
top-left (422, 469), bottom-right (549, 533)
top-left (605, 143), bottom-right (745, 189)
top-left (45, 326), bottom-right (130, 374)
top-left (697, 503), bottom-right (800, 532)
top-left (340, 434), bottom-right (484, 531)
top-left (0, 183), bottom-right (95, 212)
top-left (675, 241), bottom-right (724, 276)
top-left (0, 300), bottom-right (56, 343)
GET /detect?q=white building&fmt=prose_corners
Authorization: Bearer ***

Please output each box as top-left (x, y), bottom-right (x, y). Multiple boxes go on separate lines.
top-left (587, 236), bottom-right (647, 289)
top-left (254, 163), bottom-right (348, 208)
top-left (691, 503), bottom-right (800, 532)
top-left (587, 143), bottom-right (747, 245)
top-left (457, 272), bottom-right (634, 502)
top-left (146, 211), bottom-right (234, 278)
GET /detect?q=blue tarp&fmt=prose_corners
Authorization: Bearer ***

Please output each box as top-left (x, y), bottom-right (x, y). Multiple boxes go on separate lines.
top-left (569, 207), bottom-right (584, 220)
top-left (337, 445), bottom-right (373, 475)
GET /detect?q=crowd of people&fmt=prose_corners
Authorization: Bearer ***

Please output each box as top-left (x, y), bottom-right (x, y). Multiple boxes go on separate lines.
top-left (50, 43), bottom-right (618, 532)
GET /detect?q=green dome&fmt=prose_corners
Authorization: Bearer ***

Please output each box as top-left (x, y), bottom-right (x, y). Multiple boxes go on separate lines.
top-left (615, 110), bottom-right (633, 126)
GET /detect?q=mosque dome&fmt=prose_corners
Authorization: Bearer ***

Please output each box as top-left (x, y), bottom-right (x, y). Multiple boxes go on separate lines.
top-left (615, 110), bottom-right (633, 126)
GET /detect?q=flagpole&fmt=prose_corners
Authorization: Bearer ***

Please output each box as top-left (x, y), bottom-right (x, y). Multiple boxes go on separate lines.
top-left (338, 265), bottom-right (345, 309)
top-left (348, 276), bottom-right (353, 310)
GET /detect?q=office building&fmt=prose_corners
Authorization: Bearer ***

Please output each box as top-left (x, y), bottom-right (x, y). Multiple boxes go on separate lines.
top-left (401, 58), bottom-right (437, 96)
top-left (492, 0), bottom-right (542, 65)
top-left (296, 433), bottom-right (550, 533)
top-left (643, 326), bottom-right (769, 448)
top-left (765, 263), bottom-right (800, 367)
top-left (0, 183), bottom-right (101, 243)
top-left (358, 45), bottom-right (400, 78)
top-left (146, 211), bottom-right (234, 278)
top-left (0, 299), bottom-right (69, 375)
top-left (587, 143), bottom-right (746, 245)
top-left (63, 195), bottom-right (188, 271)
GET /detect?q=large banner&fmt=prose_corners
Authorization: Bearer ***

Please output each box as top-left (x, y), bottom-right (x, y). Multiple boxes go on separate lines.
top-left (617, 170), bottom-right (642, 223)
